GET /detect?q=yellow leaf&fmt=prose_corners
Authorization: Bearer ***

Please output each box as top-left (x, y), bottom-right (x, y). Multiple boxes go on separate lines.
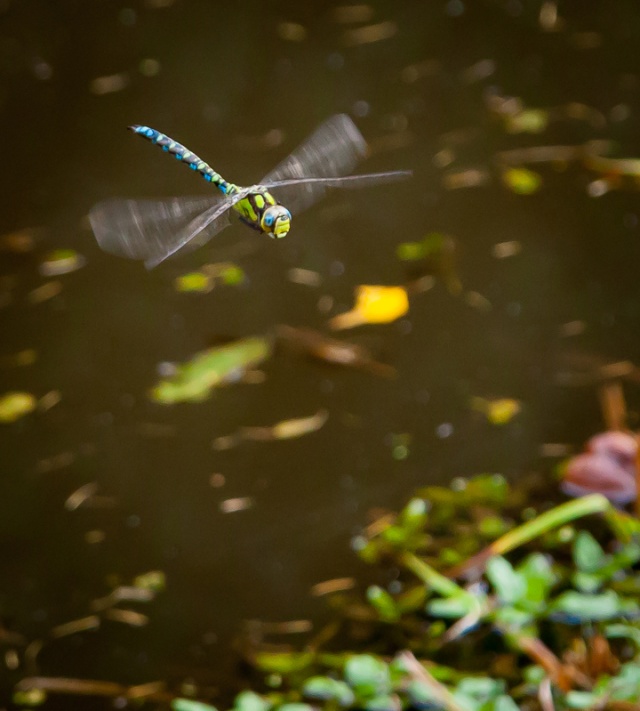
top-left (502, 167), bottom-right (542, 195)
top-left (471, 397), bottom-right (521, 425)
top-left (0, 391), bottom-right (37, 423)
top-left (329, 285), bottom-right (409, 329)
top-left (174, 271), bottom-right (212, 293)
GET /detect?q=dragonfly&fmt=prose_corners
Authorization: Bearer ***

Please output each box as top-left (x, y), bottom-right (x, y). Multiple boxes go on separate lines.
top-left (90, 114), bottom-right (412, 269)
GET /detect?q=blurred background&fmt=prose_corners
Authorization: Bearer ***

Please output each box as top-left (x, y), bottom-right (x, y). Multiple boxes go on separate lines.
top-left (2, 0), bottom-right (640, 703)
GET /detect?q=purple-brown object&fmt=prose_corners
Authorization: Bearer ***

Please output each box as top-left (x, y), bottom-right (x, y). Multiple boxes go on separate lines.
top-left (562, 430), bottom-right (638, 505)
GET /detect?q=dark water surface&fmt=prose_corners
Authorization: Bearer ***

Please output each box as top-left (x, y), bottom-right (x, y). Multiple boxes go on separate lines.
top-left (2, 0), bottom-right (640, 700)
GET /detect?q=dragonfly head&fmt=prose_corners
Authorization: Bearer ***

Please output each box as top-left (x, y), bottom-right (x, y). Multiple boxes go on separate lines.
top-left (261, 205), bottom-right (291, 239)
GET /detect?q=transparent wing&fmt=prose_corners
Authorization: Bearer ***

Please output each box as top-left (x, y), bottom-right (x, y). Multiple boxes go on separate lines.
top-left (260, 114), bottom-right (369, 214)
top-left (89, 193), bottom-right (242, 268)
top-left (263, 170), bottom-right (412, 192)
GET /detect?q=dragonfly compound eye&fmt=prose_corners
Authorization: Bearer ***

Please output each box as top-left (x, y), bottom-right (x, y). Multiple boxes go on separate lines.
top-left (261, 205), bottom-right (291, 239)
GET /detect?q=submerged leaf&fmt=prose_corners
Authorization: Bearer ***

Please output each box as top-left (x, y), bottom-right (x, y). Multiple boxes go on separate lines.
top-left (0, 391), bottom-right (37, 422)
top-left (329, 286), bottom-right (409, 329)
top-left (150, 337), bottom-right (271, 404)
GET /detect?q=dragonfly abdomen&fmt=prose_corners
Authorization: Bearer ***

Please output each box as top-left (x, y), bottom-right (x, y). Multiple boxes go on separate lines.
top-left (129, 125), bottom-right (231, 194)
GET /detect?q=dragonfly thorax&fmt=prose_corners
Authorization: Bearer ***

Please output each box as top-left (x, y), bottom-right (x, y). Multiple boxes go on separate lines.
top-left (261, 204), bottom-right (291, 239)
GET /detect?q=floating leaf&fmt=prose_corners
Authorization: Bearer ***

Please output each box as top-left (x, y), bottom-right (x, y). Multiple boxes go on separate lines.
top-left (242, 409), bottom-right (328, 442)
top-left (397, 233), bottom-right (461, 294)
top-left (502, 167), bottom-right (542, 194)
top-left (28, 280), bottom-right (63, 304)
top-left (329, 286), bottom-right (409, 329)
top-left (13, 689), bottom-right (47, 706)
top-left (219, 497), bottom-right (254, 513)
top-left (504, 109), bottom-right (549, 134)
top-left (0, 391), bottom-right (36, 422)
top-left (133, 570), bottom-right (166, 592)
top-left (253, 651), bottom-right (314, 674)
top-left (150, 337), bottom-right (271, 404)
top-left (276, 325), bottom-right (396, 378)
top-left (175, 271), bottom-right (213, 293)
top-left (39, 249), bottom-right (86, 276)
top-left (0, 349), bottom-right (37, 367)
top-left (202, 261), bottom-right (246, 286)
top-left (470, 397), bottom-right (521, 425)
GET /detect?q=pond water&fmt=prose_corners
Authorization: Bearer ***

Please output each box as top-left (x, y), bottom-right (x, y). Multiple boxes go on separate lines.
top-left (2, 0), bottom-right (640, 701)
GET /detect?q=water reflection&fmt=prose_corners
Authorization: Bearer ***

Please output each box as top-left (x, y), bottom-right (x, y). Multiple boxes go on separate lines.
top-left (2, 0), bottom-right (640, 697)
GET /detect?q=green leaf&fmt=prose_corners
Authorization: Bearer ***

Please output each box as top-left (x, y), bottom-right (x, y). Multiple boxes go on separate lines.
top-left (455, 676), bottom-right (505, 700)
top-left (516, 553), bottom-right (556, 608)
top-left (493, 696), bottom-right (520, 711)
top-left (172, 699), bottom-right (218, 711)
top-left (253, 651), bottom-right (314, 674)
top-left (344, 655), bottom-right (391, 697)
top-left (12, 689), bottom-right (47, 707)
top-left (277, 705), bottom-right (313, 711)
top-left (549, 589), bottom-right (639, 622)
top-left (219, 263), bottom-right (245, 285)
top-left (150, 336), bottom-right (272, 404)
top-left (396, 585), bottom-right (427, 614)
top-left (399, 497), bottom-right (429, 530)
top-left (486, 557), bottom-right (525, 604)
top-left (572, 571), bottom-right (603, 594)
top-left (367, 585), bottom-right (400, 622)
top-left (427, 594), bottom-right (477, 619)
top-left (573, 531), bottom-right (606, 573)
top-left (364, 695), bottom-right (400, 711)
top-left (606, 623), bottom-right (640, 648)
top-left (564, 691), bottom-right (600, 709)
top-left (608, 661), bottom-right (640, 700)
top-left (175, 271), bottom-right (213, 293)
top-left (303, 677), bottom-right (355, 706)
top-left (405, 680), bottom-right (439, 706)
top-left (463, 474), bottom-right (509, 505)
top-left (234, 691), bottom-right (271, 711)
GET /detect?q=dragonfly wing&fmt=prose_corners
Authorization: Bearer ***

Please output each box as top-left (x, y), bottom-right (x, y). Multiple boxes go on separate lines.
top-left (144, 190), bottom-right (250, 268)
top-left (263, 170), bottom-right (413, 191)
top-left (260, 114), bottom-right (368, 214)
top-left (89, 195), bottom-right (236, 268)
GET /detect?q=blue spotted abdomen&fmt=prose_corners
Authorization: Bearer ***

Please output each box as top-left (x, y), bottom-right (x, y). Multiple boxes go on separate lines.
top-left (129, 125), bottom-right (230, 194)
